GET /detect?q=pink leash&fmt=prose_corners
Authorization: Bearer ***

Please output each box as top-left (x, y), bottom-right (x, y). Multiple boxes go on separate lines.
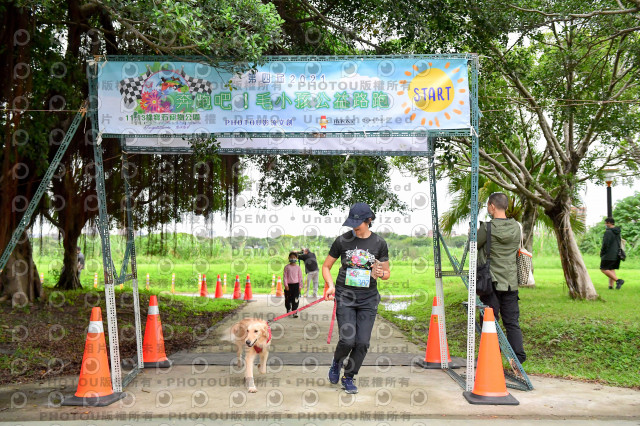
top-left (327, 299), bottom-right (337, 344)
top-left (268, 295), bottom-right (327, 323)
top-left (266, 295), bottom-right (336, 345)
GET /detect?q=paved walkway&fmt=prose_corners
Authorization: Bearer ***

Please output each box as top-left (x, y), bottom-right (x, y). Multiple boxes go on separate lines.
top-left (1, 295), bottom-right (639, 423)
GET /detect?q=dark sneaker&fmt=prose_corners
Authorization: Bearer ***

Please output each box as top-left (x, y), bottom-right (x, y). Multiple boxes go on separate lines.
top-left (328, 359), bottom-right (341, 384)
top-left (341, 376), bottom-right (358, 394)
top-left (292, 313), bottom-right (298, 318)
top-left (616, 279), bottom-right (624, 290)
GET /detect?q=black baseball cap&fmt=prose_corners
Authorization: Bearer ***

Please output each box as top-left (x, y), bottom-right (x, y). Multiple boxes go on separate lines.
top-left (342, 203), bottom-right (375, 228)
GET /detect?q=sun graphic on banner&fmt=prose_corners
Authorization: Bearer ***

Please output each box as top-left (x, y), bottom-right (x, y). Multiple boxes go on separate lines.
top-left (397, 62), bottom-right (466, 127)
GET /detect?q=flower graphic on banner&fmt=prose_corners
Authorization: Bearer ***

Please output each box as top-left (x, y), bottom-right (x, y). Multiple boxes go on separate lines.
top-left (140, 90), bottom-right (170, 113)
top-left (118, 65), bottom-right (213, 114)
top-left (398, 62), bottom-right (466, 127)
top-left (138, 71), bottom-right (193, 113)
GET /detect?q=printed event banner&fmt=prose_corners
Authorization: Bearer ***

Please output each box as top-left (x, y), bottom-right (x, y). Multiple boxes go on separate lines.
top-left (96, 57), bottom-right (471, 142)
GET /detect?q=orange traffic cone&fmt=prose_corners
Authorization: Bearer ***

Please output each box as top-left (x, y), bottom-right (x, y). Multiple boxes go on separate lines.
top-left (275, 276), bottom-right (284, 297)
top-left (214, 274), bottom-right (223, 298)
top-left (200, 274), bottom-right (208, 297)
top-left (416, 297), bottom-right (460, 369)
top-left (463, 308), bottom-right (519, 405)
top-left (62, 307), bottom-right (125, 406)
top-left (142, 295), bottom-right (172, 368)
top-left (232, 275), bottom-right (242, 299)
top-left (243, 274), bottom-right (256, 302)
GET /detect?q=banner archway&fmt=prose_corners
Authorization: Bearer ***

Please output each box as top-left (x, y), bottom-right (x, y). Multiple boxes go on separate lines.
top-left (0, 54), bottom-right (533, 399)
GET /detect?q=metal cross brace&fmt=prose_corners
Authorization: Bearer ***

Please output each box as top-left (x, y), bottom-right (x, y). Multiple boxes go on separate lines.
top-left (0, 101), bottom-right (88, 274)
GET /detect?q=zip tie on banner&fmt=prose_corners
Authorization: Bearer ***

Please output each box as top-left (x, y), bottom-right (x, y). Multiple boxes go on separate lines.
top-left (470, 126), bottom-right (479, 139)
top-left (87, 55), bottom-right (106, 81)
top-left (96, 131), bottom-right (103, 146)
top-left (93, 54), bottom-right (108, 68)
top-left (79, 100), bottom-right (89, 116)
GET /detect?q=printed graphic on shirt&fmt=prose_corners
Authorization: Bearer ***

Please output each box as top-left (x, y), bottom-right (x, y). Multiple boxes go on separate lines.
top-left (345, 248), bottom-right (376, 287)
top-left (345, 248), bottom-right (376, 269)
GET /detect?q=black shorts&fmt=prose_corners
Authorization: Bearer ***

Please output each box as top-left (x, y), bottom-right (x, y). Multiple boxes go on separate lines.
top-left (600, 259), bottom-right (620, 270)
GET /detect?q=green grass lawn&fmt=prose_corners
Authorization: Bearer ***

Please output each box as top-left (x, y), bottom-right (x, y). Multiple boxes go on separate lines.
top-left (36, 251), bottom-right (639, 295)
top-left (378, 267), bottom-right (640, 389)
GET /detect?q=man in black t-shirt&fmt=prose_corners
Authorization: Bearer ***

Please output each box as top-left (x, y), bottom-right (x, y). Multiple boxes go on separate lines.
top-left (298, 248), bottom-right (319, 297)
top-left (322, 203), bottom-right (390, 394)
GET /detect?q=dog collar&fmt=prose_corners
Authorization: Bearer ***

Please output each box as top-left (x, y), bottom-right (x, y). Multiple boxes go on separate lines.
top-left (253, 325), bottom-right (272, 353)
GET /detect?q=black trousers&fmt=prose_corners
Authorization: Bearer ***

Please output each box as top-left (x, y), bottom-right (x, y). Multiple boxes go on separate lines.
top-left (480, 289), bottom-right (526, 364)
top-left (333, 286), bottom-right (380, 377)
top-left (284, 283), bottom-right (300, 312)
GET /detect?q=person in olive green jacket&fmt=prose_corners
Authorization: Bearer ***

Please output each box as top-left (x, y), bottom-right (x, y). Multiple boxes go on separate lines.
top-left (477, 192), bottom-right (526, 364)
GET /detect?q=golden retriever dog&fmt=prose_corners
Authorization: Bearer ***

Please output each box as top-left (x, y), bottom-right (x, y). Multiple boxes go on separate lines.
top-left (228, 318), bottom-right (272, 393)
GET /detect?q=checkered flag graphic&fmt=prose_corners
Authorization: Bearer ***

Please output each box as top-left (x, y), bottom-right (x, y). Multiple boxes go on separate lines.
top-left (180, 70), bottom-right (214, 95)
top-left (118, 70), bottom-right (152, 105)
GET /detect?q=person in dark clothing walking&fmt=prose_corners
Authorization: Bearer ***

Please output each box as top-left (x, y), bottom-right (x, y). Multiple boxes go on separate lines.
top-left (298, 248), bottom-right (319, 297)
top-left (322, 203), bottom-right (390, 394)
top-left (477, 193), bottom-right (526, 366)
top-left (600, 217), bottom-right (624, 290)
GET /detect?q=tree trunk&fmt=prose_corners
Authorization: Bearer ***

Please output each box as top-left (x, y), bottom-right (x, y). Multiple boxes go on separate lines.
top-left (0, 4), bottom-right (41, 304)
top-left (54, 222), bottom-right (82, 290)
top-left (173, 224), bottom-right (178, 255)
top-left (0, 231), bottom-right (42, 304)
top-left (521, 198), bottom-right (538, 253)
top-left (546, 202), bottom-right (598, 300)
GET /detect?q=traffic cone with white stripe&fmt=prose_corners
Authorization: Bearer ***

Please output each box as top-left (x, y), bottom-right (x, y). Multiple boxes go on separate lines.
top-left (275, 276), bottom-right (284, 297)
top-left (214, 274), bottom-right (223, 298)
top-left (463, 308), bottom-right (519, 405)
top-left (200, 274), bottom-right (208, 297)
top-left (243, 274), bottom-right (256, 302)
top-left (142, 295), bottom-right (172, 368)
top-left (62, 307), bottom-right (125, 406)
top-left (232, 275), bottom-right (242, 299)
top-left (416, 297), bottom-right (460, 369)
